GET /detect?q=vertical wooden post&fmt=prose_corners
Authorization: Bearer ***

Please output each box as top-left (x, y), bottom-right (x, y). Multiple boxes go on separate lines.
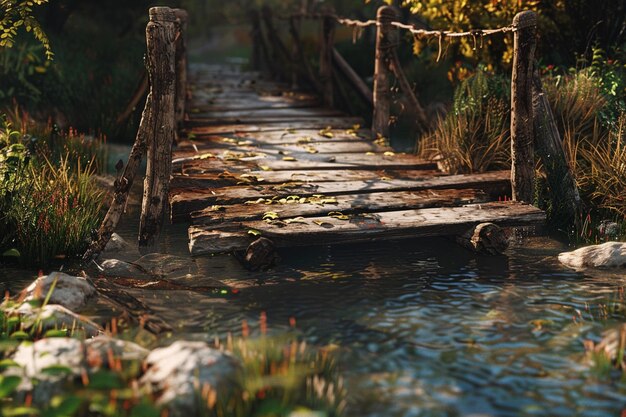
top-left (532, 65), bottom-right (582, 221)
top-left (319, 11), bottom-right (335, 107)
top-left (139, 6), bottom-right (177, 249)
top-left (173, 8), bottom-right (188, 130)
top-left (372, 6), bottom-right (397, 138)
top-left (510, 11), bottom-right (537, 203)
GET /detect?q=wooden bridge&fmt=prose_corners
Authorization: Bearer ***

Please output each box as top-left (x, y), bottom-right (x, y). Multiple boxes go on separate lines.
top-left (170, 63), bottom-right (545, 255)
top-left (87, 5), bottom-right (585, 261)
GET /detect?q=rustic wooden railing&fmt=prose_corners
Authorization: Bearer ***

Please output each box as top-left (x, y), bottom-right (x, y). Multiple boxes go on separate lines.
top-left (84, 6), bottom-right (188, 261)
top-left (251, 5), bottom-right (581, 218)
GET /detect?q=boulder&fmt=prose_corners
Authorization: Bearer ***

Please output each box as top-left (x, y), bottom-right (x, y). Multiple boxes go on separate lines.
top-left (140, 341), bottom-right (239, 416)
top-left (558, 242), bottom-right (626, 269)
top-left (103, 233), bottom-right (139, 257)
top-left (13, 303), bottom-right (102, 337)
top-left (8, 337), bottom-right (86, 404)
top-left (20, 272), bottom-right (96, 311)
top-left (134, 253), bottom-right (196, 277)
top-left (101, 259), bottom-right (150, 278)
top-left (85, 335), bottom-right (150, 368)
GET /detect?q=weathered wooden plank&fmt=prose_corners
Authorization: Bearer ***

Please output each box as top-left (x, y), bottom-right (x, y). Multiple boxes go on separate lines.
top-left (191, 188), bottom-right (490, 225)
top-left (171, 170), bottom-right (511, 220)
top-left (176, 138), bottom-right (390, 154)
top-left (172, 152), bottom-right (437, 172)
top-left (185, 118), bottom-right (364, 134)
top-left (186, 115), bottom-right (362, 127)
top-left (190, 98), bottom-right (320, 112)
top-left (189, 107), bottom-right (344, 121)
top-left (188, 202), bottom-right (546, 254)
top-left (173, 169), bottom-right (441, 187)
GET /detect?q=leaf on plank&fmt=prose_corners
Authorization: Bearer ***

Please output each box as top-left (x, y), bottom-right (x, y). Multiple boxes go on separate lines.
top-left (328, 211), bottom-right (349, 220)
top-left (318, 126), bottom-right (334, 138)
top-left (313, 220), bottom-right (334, 228)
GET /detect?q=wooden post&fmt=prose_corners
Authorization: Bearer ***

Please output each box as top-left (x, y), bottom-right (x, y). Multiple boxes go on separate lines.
top-left (510, 11), bottom-right (537, 203)
top-left (531, 65), bottom-right (582, 221)
top-left (372, 6), bottom-right (397, 138)
top-left (389, 48), bottom-right (429, 133)
top-left (139, 6), bottom-right (177, 249)
top-left (319, 11), bottom-right (335, 107)
top-left (173, 8), bottom-right (188, 130)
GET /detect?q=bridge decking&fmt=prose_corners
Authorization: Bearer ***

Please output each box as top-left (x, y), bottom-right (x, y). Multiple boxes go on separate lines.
top-left (171, 64), bottom-right (545, 255)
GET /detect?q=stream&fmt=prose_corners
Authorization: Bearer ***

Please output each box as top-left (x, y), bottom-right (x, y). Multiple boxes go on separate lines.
top-left (4, 206), bottom-right (623, 417)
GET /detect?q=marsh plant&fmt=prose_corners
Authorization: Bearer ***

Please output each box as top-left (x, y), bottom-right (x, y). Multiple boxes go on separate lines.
top-left (0, 113), bottom-right (105, 266)
top-left (419, 69), bottom-right (511, 174)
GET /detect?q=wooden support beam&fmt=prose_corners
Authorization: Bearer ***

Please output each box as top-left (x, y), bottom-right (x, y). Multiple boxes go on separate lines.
top-left (389, 49), bottom-right (429, 133)
top-left (372, 6), bottom-right (396, 138)
top-left (531, 64), bottom-right (582, 222)
top-left (510, 11), bottom-right (537, 203)
top-left (319, 12), bottom-right (335, 107)
top-left (332, 48), bottom-right (373, 107)
top-left (139, 6), bottom-right (178, 248)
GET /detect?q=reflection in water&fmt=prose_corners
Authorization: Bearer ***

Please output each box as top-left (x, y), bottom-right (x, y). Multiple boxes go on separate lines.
top-left (2, 216), bottom-right (626, 416)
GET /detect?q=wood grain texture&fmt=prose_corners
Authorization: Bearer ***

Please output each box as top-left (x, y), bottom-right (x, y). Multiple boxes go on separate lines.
top-left (189, 202), bottom-right (545, 255)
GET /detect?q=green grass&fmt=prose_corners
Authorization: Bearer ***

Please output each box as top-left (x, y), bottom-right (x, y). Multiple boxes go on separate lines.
top-left (0, 113), bottom-right (106, 267)
top-left (0, 300), bottom-right (346, 417)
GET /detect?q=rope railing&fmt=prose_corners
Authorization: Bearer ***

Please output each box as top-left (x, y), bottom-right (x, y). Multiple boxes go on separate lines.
top-left (279, 11), bottom-right (516, 38)
top-left (251, 6), bottom-right (581, 217)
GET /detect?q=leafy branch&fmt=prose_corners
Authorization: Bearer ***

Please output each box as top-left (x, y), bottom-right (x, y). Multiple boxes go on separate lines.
top-left (0, 0), bottom-right (53, 59)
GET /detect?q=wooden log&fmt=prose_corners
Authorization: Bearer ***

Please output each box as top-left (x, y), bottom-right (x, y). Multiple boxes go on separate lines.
top-left (319, 12), bottom-right (335, 107)
top-left (83, 94), bottom-right (152, 262)
top-left (173, 8), bottom-right (188, 130)
top-left (333, 48), bottom-right (373, 106)
top-left (238, 237), bottom-right (280, 271)
top-left (372, 6), bottom-right (396, 138)
top-left (531, 65), bottom-right (582, 222)
top-left (456, 223), bottom-right (509, 255)
top-left (188, 201), bottom-right (546, 255)
top-left (139, 7), bottom-right (177, 248)
top-left (510, 11), bottom-right (537, 203)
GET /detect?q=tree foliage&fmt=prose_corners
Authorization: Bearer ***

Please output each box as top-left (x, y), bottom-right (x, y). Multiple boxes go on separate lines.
top-left (0, 0), bottom-right (53, 59)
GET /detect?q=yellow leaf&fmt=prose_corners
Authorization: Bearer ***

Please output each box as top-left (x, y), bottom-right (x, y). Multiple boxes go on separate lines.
top-left (282, 156), bottom-right (297, 161)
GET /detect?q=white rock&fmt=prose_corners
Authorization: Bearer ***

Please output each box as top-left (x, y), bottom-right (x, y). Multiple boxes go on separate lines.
top-left (14, 303), bottom-right (102, 337)
top-left (85, 335), bottom-right (149, 367)
top-left (21, 272), bottom-right (96, 311)
top-left (101, 233), bottom-right (140, 259)
top-left (8, 338), bottom-right (86, 403)
top-left (140, 341), bottom-right (239, 415)
top-left (558, 242), bottom-right (626, 269)
top-left (101, 259), bottom-right (149, 278)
